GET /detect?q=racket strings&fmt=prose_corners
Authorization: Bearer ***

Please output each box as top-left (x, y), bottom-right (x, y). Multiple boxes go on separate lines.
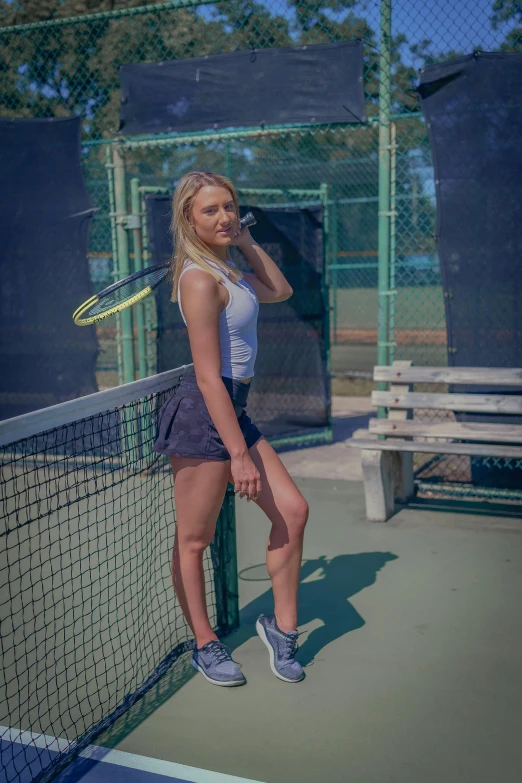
top-left (73, 212), bottom-right (255, 324)
top-left (87, 266), bottom-right (169, 316)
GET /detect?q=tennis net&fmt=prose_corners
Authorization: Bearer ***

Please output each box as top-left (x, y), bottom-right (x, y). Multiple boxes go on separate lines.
top-left (0, 365), bottom-right (239, 783)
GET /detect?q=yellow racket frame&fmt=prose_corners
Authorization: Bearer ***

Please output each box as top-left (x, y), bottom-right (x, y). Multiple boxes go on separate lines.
top-left (72, 285), bottom-right (154, 326)
top-left (74, 212), bottom-right (256, 325)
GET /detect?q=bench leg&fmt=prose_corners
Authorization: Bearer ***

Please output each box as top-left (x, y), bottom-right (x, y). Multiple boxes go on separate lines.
top-left (396, 452), bottom-right (415, 503)
top-left (361, 450), bottom-right (396, 522)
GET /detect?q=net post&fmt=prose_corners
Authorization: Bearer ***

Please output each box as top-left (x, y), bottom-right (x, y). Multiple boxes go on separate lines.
top-left (211, 484), bottom-right (239, 633)
top-left (113, 144), bottom-right (136, 384)
top-left (130, 177), bottom-right (147, 379)
top-left (377, 0), bottom-right (392, 416)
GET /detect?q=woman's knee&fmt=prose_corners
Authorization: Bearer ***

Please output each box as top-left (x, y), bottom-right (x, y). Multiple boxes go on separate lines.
top-left (176, 529), bottom-right (214, 556)
top-left (298, 496), bottom-right (310, 529)
top-left (286, 494), bottom-right (309, 534)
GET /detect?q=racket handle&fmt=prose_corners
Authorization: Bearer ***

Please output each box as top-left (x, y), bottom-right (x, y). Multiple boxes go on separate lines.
top-left (239, 211), bottom-right (256, 229)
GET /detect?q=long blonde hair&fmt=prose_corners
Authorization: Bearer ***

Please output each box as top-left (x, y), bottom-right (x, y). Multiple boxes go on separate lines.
top-left (169, 170), bottom-right (243, 302)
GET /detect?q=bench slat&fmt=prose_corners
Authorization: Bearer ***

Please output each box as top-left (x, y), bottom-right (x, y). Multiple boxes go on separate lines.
top-left (369, 419), bottom-right (522, 444)
top-left (348, 438), bottom-right (522, 459)
top-left (374, 366), bottom-right (522, 387)
top-left (372, 391), bottom-right (522, 415)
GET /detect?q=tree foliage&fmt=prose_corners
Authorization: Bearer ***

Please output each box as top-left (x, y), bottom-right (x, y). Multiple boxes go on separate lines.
top-left (1, 0), bottom-right (518, 139)
top-left (491, 0), bottom-right (522, 25)
top-left (0, 0), bottom-right (519, 256)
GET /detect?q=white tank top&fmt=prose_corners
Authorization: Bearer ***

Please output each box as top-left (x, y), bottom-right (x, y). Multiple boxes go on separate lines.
top-left (177, 258), bottom-right (259, 380)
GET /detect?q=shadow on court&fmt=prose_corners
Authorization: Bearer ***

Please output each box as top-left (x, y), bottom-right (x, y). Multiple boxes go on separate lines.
top-left (93, 550), bottom-right (397, 754)
top-left (91, 650), bottom-right (197, 754)
top-left (231, 551), bottom-right (398, 666)
top-left (274, 411), bottom-right (374, 455)
top-left (87, 480), bottom-right (522, 783)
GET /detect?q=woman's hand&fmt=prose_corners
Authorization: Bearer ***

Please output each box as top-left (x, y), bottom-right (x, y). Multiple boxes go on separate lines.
top-left (231, 452), bottom-right (262, 502)
top-left (230, 215), bottom-right (253, 250)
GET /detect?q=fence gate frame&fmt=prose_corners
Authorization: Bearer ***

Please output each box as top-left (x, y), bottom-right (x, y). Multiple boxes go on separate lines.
top-left (106, 143), bottom-right (334, 376)
top-left (107, 161), bottom-right (334, 445)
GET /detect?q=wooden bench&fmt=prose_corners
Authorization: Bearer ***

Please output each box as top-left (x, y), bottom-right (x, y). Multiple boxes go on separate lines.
top-left (346, 361), bottom-right (522, 522)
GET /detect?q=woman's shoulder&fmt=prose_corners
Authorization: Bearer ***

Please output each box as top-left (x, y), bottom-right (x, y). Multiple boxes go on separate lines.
top-left (180, 262), bottom-right (220, 287)
top-left (182, 256), bottom-right (236, 280)
top-left (179, 263), bottom-right (228, 318)
top-left (179, 267), bottom-right (222, 309)
top-left (181, 255), bottom-right (226, 270)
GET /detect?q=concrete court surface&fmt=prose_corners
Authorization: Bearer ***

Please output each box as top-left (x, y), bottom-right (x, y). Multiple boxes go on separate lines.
top-left (277, 395), bottom-right (374, 481)
top-left (96, 470), bottom-right (522, 783)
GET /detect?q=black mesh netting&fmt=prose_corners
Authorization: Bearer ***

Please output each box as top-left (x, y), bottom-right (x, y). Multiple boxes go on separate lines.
top-left (0, 372), bottom-right (235, 783)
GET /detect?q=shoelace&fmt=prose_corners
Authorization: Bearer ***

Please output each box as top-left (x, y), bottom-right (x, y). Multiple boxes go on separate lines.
top-left (283, 631), bottom-right (299, 660)
top-left (202, 640), bottom-right (240, 667)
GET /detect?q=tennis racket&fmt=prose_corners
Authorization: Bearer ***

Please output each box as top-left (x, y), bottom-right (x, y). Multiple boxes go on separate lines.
top-left (73, 211), bottom-right (257, 326)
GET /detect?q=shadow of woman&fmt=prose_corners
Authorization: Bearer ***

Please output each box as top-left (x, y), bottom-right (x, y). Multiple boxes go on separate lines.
top-left (230, 551), bottom-right (398, 666)
top-left (90, 553), bottom-right (397, 762)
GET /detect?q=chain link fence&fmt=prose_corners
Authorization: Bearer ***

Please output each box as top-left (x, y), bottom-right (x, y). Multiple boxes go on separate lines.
top-left (1, 0), bottom-right (521, 491)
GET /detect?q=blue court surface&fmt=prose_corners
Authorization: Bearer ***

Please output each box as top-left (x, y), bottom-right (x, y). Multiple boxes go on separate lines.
top-left (0, 728), bottom-right (264, 783)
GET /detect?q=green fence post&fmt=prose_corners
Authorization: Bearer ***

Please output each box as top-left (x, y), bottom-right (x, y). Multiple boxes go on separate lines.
top-left (320, 182), bottom-right (333, 439)
top-left (225, 140), bottom-right (232, 179)
top-left (389, 121), bottom-right (397, 364)
top-left (331, 184), bottom-right (339, 345)
top-left (377, 0), bottom-right (392, 416)
top-left (105, 145), bottom-right (124, 387)
top-left (378, 0), bottom-right (392, 370)
top-left (130, 178), bottom-right (147, 379)
top-left (139, 188), bottom-right (159, 377)
top-left (113, 144), bottom-right (135, 385)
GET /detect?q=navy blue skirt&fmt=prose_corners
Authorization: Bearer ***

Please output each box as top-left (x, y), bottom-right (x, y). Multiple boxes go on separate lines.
top-left (153, 369), bottom-right (263, 461)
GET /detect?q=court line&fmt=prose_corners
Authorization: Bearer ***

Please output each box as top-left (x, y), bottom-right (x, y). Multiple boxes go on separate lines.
top-left (1, 727), bottom-right (265, 783)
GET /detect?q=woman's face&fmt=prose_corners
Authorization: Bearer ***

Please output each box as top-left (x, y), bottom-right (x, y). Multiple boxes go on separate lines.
top-left (190, 185), bottom-right (237, 253)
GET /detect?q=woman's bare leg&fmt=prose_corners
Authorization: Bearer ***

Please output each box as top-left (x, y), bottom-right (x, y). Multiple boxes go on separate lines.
top-left (232, 438), bottom-right (309, 632)
top-left (169, 456), bottom-right (231, 648)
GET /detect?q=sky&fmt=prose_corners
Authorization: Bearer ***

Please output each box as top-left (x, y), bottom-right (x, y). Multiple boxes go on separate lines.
top-left (377, 0), bottom-right (515, 64)
top-left (6, 0), bottom-right (516, 68)
top-left (199, 0), bottom-right (516, 69)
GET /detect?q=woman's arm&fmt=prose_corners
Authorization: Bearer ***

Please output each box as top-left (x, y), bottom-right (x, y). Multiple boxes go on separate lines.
top-left (180, 270), bottom-right (262, 499)
top-left (180, 270), bottom-right (247, 458)
top-left (232, 223), bottom-right (293, 303)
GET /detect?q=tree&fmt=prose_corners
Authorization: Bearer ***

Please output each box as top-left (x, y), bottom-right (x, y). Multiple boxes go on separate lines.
top-left (0, 0), bottom-right (440, 258)
top-left (214, 1), bottom-right (291, 49)
top-left (0, 1), bottom-right (230, 139)
top-left (491, 0), bottom-right (522, 25)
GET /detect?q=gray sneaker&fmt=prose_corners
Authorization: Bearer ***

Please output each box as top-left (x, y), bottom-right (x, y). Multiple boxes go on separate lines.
top-left (256, 615), bottom-right (305, 683)
top-left (192, 640), bottom-right (246, 687)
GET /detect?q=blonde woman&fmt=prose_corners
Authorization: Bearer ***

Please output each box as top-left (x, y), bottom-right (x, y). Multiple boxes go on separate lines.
top-left (154, 171), bottom-right (309, 686)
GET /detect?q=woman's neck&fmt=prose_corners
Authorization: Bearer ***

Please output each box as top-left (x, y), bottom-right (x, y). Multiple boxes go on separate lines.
top-left (201, 240), bottom-right (228, 262)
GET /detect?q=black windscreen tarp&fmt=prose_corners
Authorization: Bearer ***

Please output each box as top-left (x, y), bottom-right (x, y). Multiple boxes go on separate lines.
top-left (119, 41), bottom-right (365, 136)
top-left (418, 52), bottom-right (522, 371)
top-left (0, 117), bottom-right (98, 422)
top-left (418, 52), bottom-right (522, 487)
top-left (145, 194), bottom-right (329, 441)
